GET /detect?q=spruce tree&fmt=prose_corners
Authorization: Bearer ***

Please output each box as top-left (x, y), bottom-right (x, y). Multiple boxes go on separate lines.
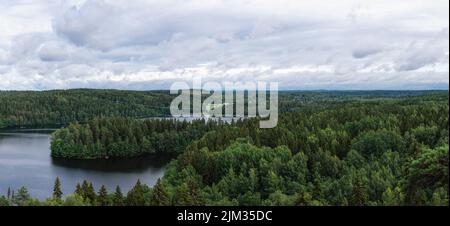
top-left (81, 180), bottom-right (96, 204)
top-left (75, 183), bottom-right (83, 197)
top-left (113, 185), bottom-right (125, 206)
top-left (174, 183), bottom-right (192, 206)
top-left (81, 180), bottom-right (89, 199)
top-left (350, 177), bottom-right (368, 206)
top-left (53, 177), bottom-right (63, 200)
top-left (86, 182), bottom-right (97, 204)
top-left (97, 185), bottom-right (109, 206)
top-left (14, 187), bottom-right (30, 205)
top-left (151, 179), bottom-right (170, 206)
top-left (186, 177), bottom-right (204, 205)
top-left (126, 180), bottom-right (145, 206)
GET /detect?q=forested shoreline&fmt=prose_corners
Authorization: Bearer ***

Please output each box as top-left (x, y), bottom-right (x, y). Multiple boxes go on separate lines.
top-left (0, 90), bottom-right (449, 206)
top-left (0, 89), bottom-right (172, 129)
top-left (51, 117), bottom-right (230, 159)
top-left (1, 89), bottom-right (443, 129)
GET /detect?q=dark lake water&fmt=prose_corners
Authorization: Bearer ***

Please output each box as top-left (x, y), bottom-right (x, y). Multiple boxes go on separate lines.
top-left (0, 131), bottom-right (169, 199)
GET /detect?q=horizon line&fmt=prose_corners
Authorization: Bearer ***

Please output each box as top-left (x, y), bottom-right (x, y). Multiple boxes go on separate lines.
top-left (1, 88), bottom-right (448, 92)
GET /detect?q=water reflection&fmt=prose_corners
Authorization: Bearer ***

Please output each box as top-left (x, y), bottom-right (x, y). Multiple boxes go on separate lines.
top-left (51, 154), bottom-right (173, 172)
top-left (0, 132), bottom-right (170, 199)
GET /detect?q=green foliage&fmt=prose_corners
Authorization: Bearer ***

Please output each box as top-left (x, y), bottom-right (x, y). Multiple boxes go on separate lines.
top-left (126, 180), bottom-right (147, 206)
top-left (13, 187), bottom-right (31, 205)
top-left (97, 185), bottom-right (109, 206)
top-left (1, 91), bottom-right (448, 206)
top-left (53, 177), bottom-right (63, 200)
top-left (112, 186), bottom-right (125, 206)
top-left (412, 126), bottom-right (441, 148)
top-left (150, 179), bottom-right (170, 206)
top-left (77, 180), bottom-right (97, 204)
top-left (407, 145), bottom-right (449, 205)
top-left (51, 117), bottom-right (223, 159)
top-left (382, 186), bottom-right (405, 206)
top-left (352, 130), bottom-right (405, 157)
top-left (0, 89), bottom-right (172, 129)
top-left (63, 194), bottom-right (89, 206)
top-left (349, 177), bottom-right (368, 206)
top-left (0, 196), bottom-right (10, 206)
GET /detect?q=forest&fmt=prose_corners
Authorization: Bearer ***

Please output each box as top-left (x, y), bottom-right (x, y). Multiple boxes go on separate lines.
top-left (50, 117), bottom-right (229, 158)
top-left (0, 89), bottom-right (172, 129)
top-left (0, 90), bottom-right (448, 206)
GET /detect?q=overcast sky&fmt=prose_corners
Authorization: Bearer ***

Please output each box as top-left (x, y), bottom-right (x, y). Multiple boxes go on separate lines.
top-left (0, 0), bottom-right (448, 90)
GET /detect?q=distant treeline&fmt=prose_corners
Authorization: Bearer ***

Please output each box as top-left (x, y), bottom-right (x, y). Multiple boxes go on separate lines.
top-left (0, 89), bottom-right (172, 129)
top-left (2, 89), bottom-right (447, 129)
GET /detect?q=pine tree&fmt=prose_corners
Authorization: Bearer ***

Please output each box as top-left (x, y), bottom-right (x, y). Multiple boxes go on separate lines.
top-left (126, 180), bottom-right (145, 206)
top-left (53, 177), bottom-right (63, 200)
top-left (151, 179), bottom-right (170, 206)
top-left (97, 185), bottom-right (109, 206)
top-left (113, 185), bottom-right (125, 206)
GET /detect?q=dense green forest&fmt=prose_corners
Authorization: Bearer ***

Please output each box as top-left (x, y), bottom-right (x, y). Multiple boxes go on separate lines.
top-left (0, 90), bottom-right (448, 206)
top-left (0, 89), bottom-right (172, 128)
top-left (51, 117), bottom-right (229, 158)
top-left (0, 89), bottom-right (438, 129)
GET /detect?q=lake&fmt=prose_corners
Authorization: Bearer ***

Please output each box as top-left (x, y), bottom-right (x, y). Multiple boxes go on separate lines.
top-left (0, 131), bottom-right (169, 199)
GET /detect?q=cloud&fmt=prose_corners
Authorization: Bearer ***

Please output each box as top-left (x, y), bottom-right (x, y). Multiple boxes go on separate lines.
top-left (395, 29), bottom-right (449, 71)
top-left (38, 41), bottom-right (70, 62)
top-left (0, 0), bottom-right (448, 90)
top-left (352, 47), bottom-right (381, 59)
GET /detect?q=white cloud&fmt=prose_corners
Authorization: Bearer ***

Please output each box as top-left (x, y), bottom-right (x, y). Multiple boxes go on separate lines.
top-left (0, 0), bottom-right (448, 90)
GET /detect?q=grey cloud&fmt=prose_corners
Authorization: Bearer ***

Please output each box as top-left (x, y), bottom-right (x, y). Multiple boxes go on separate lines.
top-left (352, 48), bottom-right (381, 59)
top-left (0, 0), bottom-right (448, 90)
top-left (38, 41), bottom-right (69, 62)
top-left (51, 0), bottom-right (311, 52)
top-left (396, 35), bottom-right (448, 71)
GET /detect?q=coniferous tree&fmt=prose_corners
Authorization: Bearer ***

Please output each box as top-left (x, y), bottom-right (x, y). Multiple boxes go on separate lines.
top-left (97, 185), bottom-right (109, 206)
top-left (75, 183), bottom-right (83, 197)
top-left (81, 180), bottom-right (89, 200)
top-left (53, 177), bottom-right (63, 200)
top-left (350, 177), bottom-right (368, 206)
top-left (7, 187), bottom-right (11, 200)
top-left (174, 183), bottom-right (192, 206)
top-left (186, 177), bottom-right (204, 206)
top-left (126, 180), bottom-right (145, 206)
top-left (81, 180), bottom-right (97, 204)
top-left (113, 186), bottom-right (125, 206)
top-left (151, 179), bottom-right (170, 206)
top-left (86, 182), bottom-right (97, 204)
top-left (14, 187), bottom-right (30, 205)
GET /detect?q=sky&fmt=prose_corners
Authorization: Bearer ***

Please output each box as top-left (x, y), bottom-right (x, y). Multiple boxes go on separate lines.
top-left (0, 0), bottom-right (448, 90)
